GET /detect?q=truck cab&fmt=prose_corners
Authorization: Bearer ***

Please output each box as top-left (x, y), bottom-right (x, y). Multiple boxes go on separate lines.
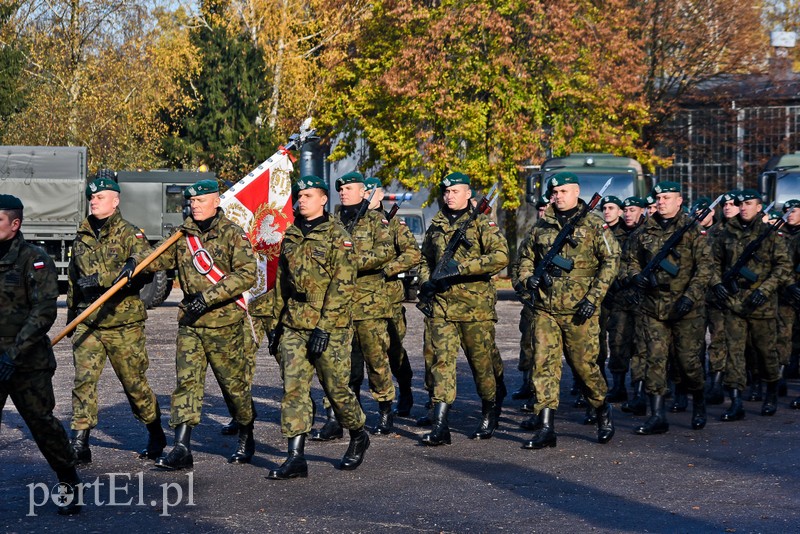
top-left (759, 152), bottom-right (800, 209)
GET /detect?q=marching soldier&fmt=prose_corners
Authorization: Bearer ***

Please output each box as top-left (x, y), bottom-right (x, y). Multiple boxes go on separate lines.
top-left (783, 199), bottom-right (800, 409)
top-left (0, 194), bottom-right (81, 515)
top-left (117, 179), bottom-right (257, 469)
top-left (418, 172), bottom-right (509, 445)
top-left (267, 176), bottom-right (369, 479)
top-left (67, 172), bottom-right (166, 464)
top-left (517, 172), bottom-right (619, 449)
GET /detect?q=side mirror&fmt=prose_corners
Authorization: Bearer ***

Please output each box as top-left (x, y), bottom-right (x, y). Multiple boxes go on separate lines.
top-left (758, 171), bottom-right (776, 204)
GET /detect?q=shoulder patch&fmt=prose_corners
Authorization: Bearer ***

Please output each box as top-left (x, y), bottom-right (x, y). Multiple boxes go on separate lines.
top-left (399, 220), bottom-right (407, 225)
top-left (602, 223), bottom-right (609, 229)
top-left (488, 221), bottom-right (497, 227)
top-left (33, 260), bottom-right (46, 270)
top-left (700, 229), bottom-right (707, 236)
top-left (343, 240), bottom-right (353, 248)
top-left (135, 231), bottom-right (145, 239)
top-left (381, 218), bottom-right (389, 225)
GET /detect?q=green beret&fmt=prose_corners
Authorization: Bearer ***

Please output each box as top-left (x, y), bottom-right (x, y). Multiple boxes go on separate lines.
top-left (623, 196), bottom-right (646, 208)
top-left (535, 195), bottom-right (549, 208)
top-left (0, 194), bottom-right (23, 210)
top-left (85, 176), bottom-right (121, 198)
top-left (783, 199), bottom-right (800, 211)
top-left (600, 195), bottom-right (623, 208)
top-left (440, 172), bottom-right (470, 189)
top-left (548, 172), bottom-right (580, 189)
top-left (364, 177), bottom-right (383, 191)
top-left (723, 190), bottom-right (739, 202)
top-left (735, 189), bottom-right (760, 204)
top-left (184, 179), bottom-right (219, 198)
top-left (652, 181), bottom-right (681, 194)
top-left (293, 175), bottom-right (329, 194)
top-left (693, 196), bottom-right (712, 211)
top-left (768, 209), bottom-right (782, 221)
top-left (335, 171), bottom-right (365, 192)
top-left (645, 194), bottom-right (656, 205)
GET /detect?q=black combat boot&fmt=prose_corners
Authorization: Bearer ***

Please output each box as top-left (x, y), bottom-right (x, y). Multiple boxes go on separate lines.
top-left (416, 398), bottom-right (434, 427)
top-left (670, 384), bottom-right (688, 413)
top-left (522, 408), bottom-right (556, 449)
top-left (596, 403), bottom-right (614, 444)
top-left (621, 381), bottom-right (647, 416)
top-left (777, 365), bottom-right (787, 397)
top-left (606, 372), bottom-right (628, 402)
top-left (55, 466), bottom-right (82, 515)
top-left (761, 381), bottom-right (778, 416)
top-left (691, 389), bottom-right (707, 430)
top-left (421, 402), bottom-right (451, 446)
top-left (394, 386), bottom-right (414, 417)
top-left (706, 371), bottom-right (725, 405)
top-left (220, 419), bottom-right (239, 436)
top-left (634, 394), bottom-right (669, 435)
top-left (373, 401), bottom-right (394, 435)
top-left (155, 424), bottom-right (193, 470)
top-left (520, 412), bottom-right (540, 430)
top-left (139, 418), bottom-right (167, 460)
top-left (267, 435), bottom-right (308, 480)
top-left (520, 398), bottom-right (536, 412)
top-left (746, 377), bottom-right (763, 402)
top-left (511, 370), bottom-right (534, 400)
top-left (470, 400), bottom-right (498, 440)
top-left (229, 421), bottom-right (255, 463)
top-left (720, 388), bottom-right (745, 421)
top-left (310, 407), bottom-right (343, 441)
top-left (71, 429), bottom-right (91, 465)
top-left (339, 428), bottom-right (370, 470)
top-left (583, 405), bottom-right (597, 425)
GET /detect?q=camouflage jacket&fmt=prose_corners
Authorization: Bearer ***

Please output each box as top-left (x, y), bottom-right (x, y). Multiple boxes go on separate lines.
top-left (419, 209), bottom-right (509, 321)
top-left (380, 207), bottom-right (422, 306)
top-left (273, 214), bottom-right (356, 332)
top-left (624, 212), bottom-right (711, 321)
top-left (605, 220), bottom-right (641, 311)
top-left (0, 232), bottom-right (58, 371)
top-left (711, 216), bottom-right (791, 319)
top-left (248, 288), bottom-right (276, 332)
top-left (518, 203), bottom-right (620, 316)
top-left (336, 207), bottom-right (393, 320)
top-left (783, 225), bottom-right (800, 293)
top-left (137, 209), bottom-right (256, 328)
top-left (704, 220), bottom-right (725, 305)
top-left (67, 209), bottom-right (150, 328)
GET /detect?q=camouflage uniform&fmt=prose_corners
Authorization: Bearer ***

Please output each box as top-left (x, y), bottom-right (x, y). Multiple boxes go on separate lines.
top-left (272, 215), bottom-right (365, 437)
top-left (623, 212), bottom-right (712, 396)
top-left (517, 203), bottom-right (620, 413)
top-left (136, 209), bottom-right (256, 427)
top-left (704, 221), bottom-right (728, 375)
top-left (67, 209), bottom-right (160, 430)
top-left (777, 225), bottom-right (800, 367)
top-left (604, 221), bottom-right (640, 377)
top-left (511, 233), bottom-right (535, 374)
top-left (0, 232), bottom-right (76, 474)
top-left (420, 210), bottom-right (509, 405)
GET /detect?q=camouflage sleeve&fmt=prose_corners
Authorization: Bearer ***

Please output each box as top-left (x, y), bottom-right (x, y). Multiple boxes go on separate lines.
top-left (8, 249), bottom-right (58, 362)
top-left (383, 219), bottom-right (421, 277)
top-left (355, 216), bottom-right (392, 272)
top-left (133, 230), bottom-right (178, 273)
top-left (708, 231), bottom-right (724, 287)
top-left (683, 230), bottom-right (713, 304)
top-left (621, 228), bottom-right (642, 280)
top-left (317, 227), bottom-right (357, 332)
top-left (757, 232), bottom-right (792, 298)
top-left (250, 289), bottom-right (276, 332)
top-left (66, 242), bottom-right (78, 311)
top-left (516, 224), bottom-right (540, 282)
top-left (272, 249), bottom-right (289, 324)
top-left (511, 233), bottom-right (532, 286)
top-left (458, 217), bottom-right (509, 276)
top-left (202, 226), bottom-right (257, 307)
top-left (418, 227), bottom-right (436, 285)
top-left (586, 224), bottom-right (620, 305)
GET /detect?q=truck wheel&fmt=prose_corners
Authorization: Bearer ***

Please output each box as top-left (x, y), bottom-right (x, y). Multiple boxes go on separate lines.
top-left (140, 270), bottom-right (171, 309)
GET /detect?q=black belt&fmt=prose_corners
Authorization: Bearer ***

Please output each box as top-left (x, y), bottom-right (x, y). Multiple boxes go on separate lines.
top-left (357, 269), bottom-right (384, 278)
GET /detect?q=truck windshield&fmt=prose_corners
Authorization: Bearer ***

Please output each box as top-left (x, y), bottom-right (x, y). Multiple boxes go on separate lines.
top-left (776, 172), bottom-right (800, 206)
top-left (542, 172), bottom-right (636, 202)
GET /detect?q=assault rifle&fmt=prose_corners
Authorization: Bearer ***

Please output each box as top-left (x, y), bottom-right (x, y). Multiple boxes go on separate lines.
top-left (416, 184), bottom-right (499, 318)
top-left (345, 188), bottom-right (377, 234)
top-left (385, 192), bottom-right (413, 221)
top-left (517, 179), bottom-right (612, 311)
top-left (720, 211), bottom-right (789, 294)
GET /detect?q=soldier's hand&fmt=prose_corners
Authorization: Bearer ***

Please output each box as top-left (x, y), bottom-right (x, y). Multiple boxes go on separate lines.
top-left (0, 352), bottom-right (15, 382)
top-left (77, 273), bottom-right (102, 302)
top-left (573, 298), bottom-right (596, 325)
top-left (526, 275), bottom-right (541, 291)
top-left (419, 280), bottom-right (438, 299)
top-left (179, 293), bottom-right (208, 326)
top-left (113, 257), bottom-right (138, 286)
top-left (267, 325), bottom-right (283, 356)
top-left (632, 273), bottom-right (650, 290)
top-left (712, 283), bottom-right (730, 302)
top-left (671, 296), bottom-right (694, 320)
top-left (432, 259), bottom-right (460, 282)
top-left (745, 289), bottom-right (767, 309)
top-left (308, 327), bottom-right (330, 356)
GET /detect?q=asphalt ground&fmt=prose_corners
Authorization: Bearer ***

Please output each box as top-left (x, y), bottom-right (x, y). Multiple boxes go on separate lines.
top-left (1, 291), bottom-right (799, 533)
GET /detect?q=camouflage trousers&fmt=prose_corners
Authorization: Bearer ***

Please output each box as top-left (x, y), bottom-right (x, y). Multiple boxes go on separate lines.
top-left (428, 319), bottom-right (498, 405)
top-left (607, 308), bottom-right (636, 376)
top-left (638, 313), bottom-right (705, 395)
top-left (279, 327), bottom-right (365, 438)
top-left (629, 315), bottom-right (647, 383)
top-left (71, 321), bottom-right (159, 429)
top-left (777, 303), bottom-right (798, 366)
top-left (598, 304), bottom-right (610, 378)
top-left (349, 319), bottom-right (395, 402)
top-left (724, 313), bottom-right (780, 390)
top-left (387, 304), bottom-right (413, 390)
top-left (518, 307), bottom-right (535, 372)
top-left (171, 322), bottom-right (253, 428)
top-left (0, 369), bottom-right (76, 472)
top-left (422, 317), bottom-right (435, 396)
top-left (532, 310), bottom-right (607, 412)
top-left (706, 304), bottom-right (728, 373)
top-left (224, 316), bottom-right (261, 421)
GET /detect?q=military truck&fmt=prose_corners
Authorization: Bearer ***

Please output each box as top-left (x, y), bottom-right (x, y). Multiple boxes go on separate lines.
top-left (759, 152), bottom-right (800, 209)
top-left (526, 153), bottom-right (649, 204)
top-left (0, 146), bottom-right (88, 289)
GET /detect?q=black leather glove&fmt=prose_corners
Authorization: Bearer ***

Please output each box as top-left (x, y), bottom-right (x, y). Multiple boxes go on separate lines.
top-left (77, 273), bottom-right (102, 302)
top-left (179, 293), bottom-right (208, 326)
top-left (671, 296), bottom-right (694, 320)
top-left (432, 259), bottom-right (460, 282)
top-left (0, 352), bottom-right (15, 382)
top-left (419, 280), bottom-right (439, 299)
top-left (574, 298), bottom-right (596, 325)
top-left (788, 283), bottom-right (800, 306)
top-left (526, 275), bottom-right (541, 291)
top-left (267, 325), bottom-right (283, 356)
top-left (745, 289), bottom-right (767, 309)
top-left (632, 273), bottom-right (650, 290)
top-left (307, 327), bottom-right (330, 356)
top-left (712, 283), bottom-right (730, 302)
top-left (113, 257), bottom-right (138, 286)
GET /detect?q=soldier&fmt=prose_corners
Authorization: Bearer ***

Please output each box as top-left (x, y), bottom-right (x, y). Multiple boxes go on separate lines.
top-left (779, 199), bottom-right (800, 403)
top-left (67, 172), bottom-right (166, 464)
top-left (266, 176), bottom-right (369, 480)
top-left (418, 172), bottom-right (509, 445)
top-left (596, 196), bottom-right (624, 406)
top-left (517, 172), bottom-right (619, 449)
top-left (116, 179), bottom-right (257, 469)
top-left (711, 189), bottom-right (791, 420)
top-left (0, 194), bottom-right (81, 515)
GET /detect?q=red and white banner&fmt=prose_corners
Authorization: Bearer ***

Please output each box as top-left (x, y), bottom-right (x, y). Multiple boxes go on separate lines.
top-left (220, 146), bottom-right (295, 300)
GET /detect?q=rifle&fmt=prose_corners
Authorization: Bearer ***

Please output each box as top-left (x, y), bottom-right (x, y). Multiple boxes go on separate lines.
top-left (517, 179), bottom-right (612, 311)
top-left (385, 192), bottom-right (413, 221)
top-left (345, 188), bottom-right (377, 234)
top-left (721, 211), bottom-right (789, 295)
top-left (416, 184), bottom-right (499, 318)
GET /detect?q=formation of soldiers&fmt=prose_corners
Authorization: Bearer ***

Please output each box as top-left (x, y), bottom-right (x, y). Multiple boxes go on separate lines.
top-left (2, 167), bottom-right (800, 515)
